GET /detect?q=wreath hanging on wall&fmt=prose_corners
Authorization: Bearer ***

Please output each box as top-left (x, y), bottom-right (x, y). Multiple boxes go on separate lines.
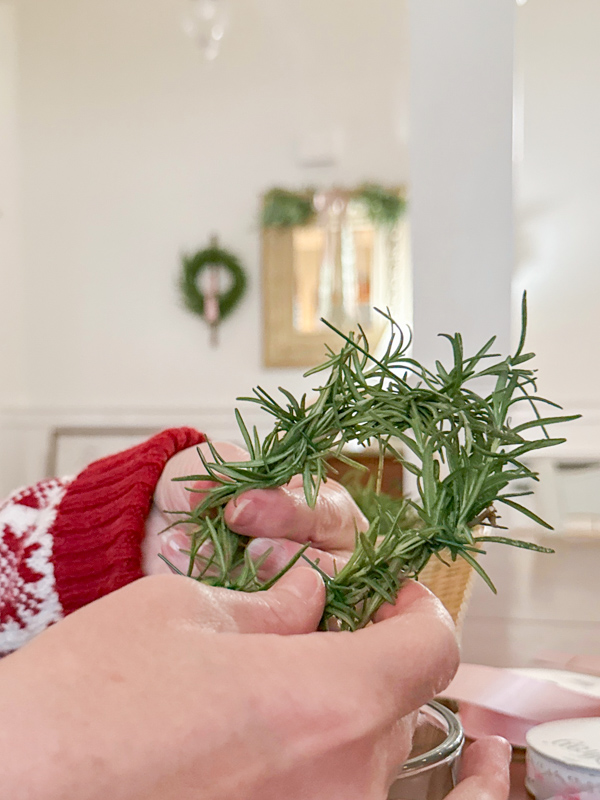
top-left (180, 240), bottom-right (248, 344)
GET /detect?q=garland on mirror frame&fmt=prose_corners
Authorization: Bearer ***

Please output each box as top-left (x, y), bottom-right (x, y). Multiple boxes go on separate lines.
top-left (261, 183), bottom-right (407, 229)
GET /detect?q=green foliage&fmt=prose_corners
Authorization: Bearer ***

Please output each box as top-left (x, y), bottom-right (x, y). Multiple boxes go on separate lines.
top-left (340, 472), bottom-right (417, 535)
top-left (356, 184), bottom-right (407, 227)
top-left (180, 246), bottom-right (247, 322)
top-left (260, 184), bottom-right (406, 229)
top-left (261, 188), bottom-right (316, 228)
top-left (164, 295), bottom-right (577, 630)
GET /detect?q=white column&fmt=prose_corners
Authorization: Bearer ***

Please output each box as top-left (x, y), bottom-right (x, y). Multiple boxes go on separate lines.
top-left (408, 0), bottom-right (515, 366)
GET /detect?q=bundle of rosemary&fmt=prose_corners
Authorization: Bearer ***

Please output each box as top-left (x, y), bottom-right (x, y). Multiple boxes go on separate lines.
top-left (163, 296), bottom-right (577, 631)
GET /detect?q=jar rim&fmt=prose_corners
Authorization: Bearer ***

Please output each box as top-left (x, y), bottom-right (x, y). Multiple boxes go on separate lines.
top-left (400, 700), bottom-right (465, 776)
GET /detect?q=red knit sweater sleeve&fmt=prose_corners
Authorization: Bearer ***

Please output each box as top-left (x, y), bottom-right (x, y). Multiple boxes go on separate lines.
top-left (0, 427), bottom-right (205, 656)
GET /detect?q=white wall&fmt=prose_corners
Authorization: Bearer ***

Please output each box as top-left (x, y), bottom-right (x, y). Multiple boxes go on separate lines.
top-left (8, 0), bottom-right (600, 496)
top-left (516, 0), bottom-right (600, 438)
top-left (0, 0), bottom-right (410, 491)
top-left (15, 0), bottom-right (409, 411)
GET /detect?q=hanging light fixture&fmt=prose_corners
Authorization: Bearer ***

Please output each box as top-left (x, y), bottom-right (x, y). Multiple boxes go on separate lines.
top-left (181, 0), bottom-right (230, 61)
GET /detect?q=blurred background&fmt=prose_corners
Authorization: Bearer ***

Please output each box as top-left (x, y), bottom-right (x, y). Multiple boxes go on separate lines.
top-left (1, 0), bottom-right (599, 666)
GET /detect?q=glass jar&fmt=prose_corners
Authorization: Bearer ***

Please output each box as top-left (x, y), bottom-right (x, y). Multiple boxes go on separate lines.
top-left (388, 701), bottom-right (465, 800)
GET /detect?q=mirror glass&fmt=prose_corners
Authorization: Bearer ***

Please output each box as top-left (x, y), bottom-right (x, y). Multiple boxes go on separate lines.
top-left (262, 185), bottom-right (410, 367)
top-left (292, 189), bottom-right (402, 333)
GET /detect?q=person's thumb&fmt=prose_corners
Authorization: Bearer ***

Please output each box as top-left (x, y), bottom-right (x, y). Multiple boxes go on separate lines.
top-left (189, 567), bottom-right (326, 635)
top-left (254, 567), bottom-right (326, 634)
top-left (153, 441), bottom-right (250, 517)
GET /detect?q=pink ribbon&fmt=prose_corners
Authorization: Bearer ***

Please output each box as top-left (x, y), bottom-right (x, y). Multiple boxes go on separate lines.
top-left (441, 664), bottom-right (600, 747)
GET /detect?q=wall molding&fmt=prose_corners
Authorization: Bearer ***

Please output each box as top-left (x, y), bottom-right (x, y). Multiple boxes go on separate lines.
top-left (1, 402), bottom-right (599, 497)
top-left (0, 404), bottom-right (270, 494)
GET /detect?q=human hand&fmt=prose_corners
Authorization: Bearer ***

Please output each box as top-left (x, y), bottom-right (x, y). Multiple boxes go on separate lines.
top-left (447, 736), bottom-right (512, 800)
top-left (143, 441), bottom-right (369, 578)
top-left (0, 573), bottom-right (458, 800)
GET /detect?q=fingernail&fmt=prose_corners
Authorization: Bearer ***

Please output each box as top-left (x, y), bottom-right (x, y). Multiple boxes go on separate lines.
top-left (279, 567), bottom-right (324, 600)
top-left (227, 495), bottom-right (254, 529)
top-left (189, 479), bottom-right (220, 509)
top-left (490, 736), bottom-right (513, 760)
top-left (247, 537), bottom-right (287, 565)
top-left (168, 534), bottom-right (189, 554)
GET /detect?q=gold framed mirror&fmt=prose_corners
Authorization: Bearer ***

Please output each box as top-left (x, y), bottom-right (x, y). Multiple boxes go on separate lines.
top-left (261, 185), bottom-right (410, 368)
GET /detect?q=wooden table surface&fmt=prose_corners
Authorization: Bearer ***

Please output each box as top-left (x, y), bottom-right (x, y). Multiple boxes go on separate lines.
top-left (509, 757), bottom-right (530, 799)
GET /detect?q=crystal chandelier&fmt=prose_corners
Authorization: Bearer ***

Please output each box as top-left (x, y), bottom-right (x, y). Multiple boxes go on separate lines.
top-left (181, 0), bottom-right (230, 61)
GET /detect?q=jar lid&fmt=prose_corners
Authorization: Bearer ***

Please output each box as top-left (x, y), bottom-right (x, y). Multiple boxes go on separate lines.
top-left (526, 719), bottom-right (600, 771)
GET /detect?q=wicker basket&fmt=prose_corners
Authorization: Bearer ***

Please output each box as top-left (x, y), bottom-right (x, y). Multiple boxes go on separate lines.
top-left (330, 453), bottom-right (478, 633)
top-left (419, 553), bottom-right (476, 636)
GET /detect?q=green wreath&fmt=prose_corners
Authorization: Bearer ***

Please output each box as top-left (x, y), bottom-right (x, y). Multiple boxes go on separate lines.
top-left (180, 246), bottom-right (248, 321)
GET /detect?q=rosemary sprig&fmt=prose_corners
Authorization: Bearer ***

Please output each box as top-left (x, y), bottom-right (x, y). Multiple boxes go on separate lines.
top-left (166, 294), bottom-right (578, 630)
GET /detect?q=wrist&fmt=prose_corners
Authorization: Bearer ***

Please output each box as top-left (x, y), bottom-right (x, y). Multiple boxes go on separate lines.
top-left (0, 649), bottom-right (74, 800)
top-left (52, 427), bottom-right (205, 613)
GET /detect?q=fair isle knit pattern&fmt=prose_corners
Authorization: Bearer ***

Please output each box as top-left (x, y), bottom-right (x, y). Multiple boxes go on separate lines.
top-left (0, 478), bottom-right (69, 655)
top-left (0, 427), bottom-right (205, 656)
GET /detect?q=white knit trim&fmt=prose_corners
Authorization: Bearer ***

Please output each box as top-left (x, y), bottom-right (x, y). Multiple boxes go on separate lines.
top-left (0, 478), bottom-right (72, 655)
